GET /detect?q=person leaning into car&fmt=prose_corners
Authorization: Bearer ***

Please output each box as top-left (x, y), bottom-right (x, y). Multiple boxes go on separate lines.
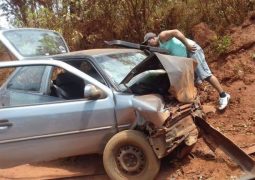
top-left (143, 30), bottom-right (230, 110)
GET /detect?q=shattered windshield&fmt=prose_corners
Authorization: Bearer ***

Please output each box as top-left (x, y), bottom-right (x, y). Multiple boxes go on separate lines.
top-left (3, 30), bottom-right (68, 57)
top-left (95, 52), bottom-right (147, 84)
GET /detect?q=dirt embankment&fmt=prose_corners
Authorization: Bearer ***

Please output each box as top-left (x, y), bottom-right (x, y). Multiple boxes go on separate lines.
top-left (0, 14), bottom-right (254, 180)
top-left (155, 13), bottom-right (255, 180)
top-left (178, 13), bottom-right (255, 179)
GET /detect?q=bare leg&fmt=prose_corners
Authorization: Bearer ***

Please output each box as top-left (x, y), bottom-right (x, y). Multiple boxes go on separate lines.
top-left (205, 75), bottom-right (224, 94)
top-left (205, 75), bottom-right (230, 110)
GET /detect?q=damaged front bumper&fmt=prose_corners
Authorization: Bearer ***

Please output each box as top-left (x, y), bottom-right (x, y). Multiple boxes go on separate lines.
top-left (133, 94), bottom-right (203, 159)
top-left (132, 94), bottom-right (255, 176)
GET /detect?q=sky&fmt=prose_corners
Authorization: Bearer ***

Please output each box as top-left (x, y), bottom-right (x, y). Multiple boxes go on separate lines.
top-left (0, 0), bottom-right (9, 28)
top-left (0, 15), bottom-right (9, 28)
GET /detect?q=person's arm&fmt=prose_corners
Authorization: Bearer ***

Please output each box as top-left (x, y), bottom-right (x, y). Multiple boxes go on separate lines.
top-left (159, 29), bottom-right (196, 52)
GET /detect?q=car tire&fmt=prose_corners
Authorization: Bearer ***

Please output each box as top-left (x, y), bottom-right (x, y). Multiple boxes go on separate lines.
top-left (103, 130), bottom-right (160, 180)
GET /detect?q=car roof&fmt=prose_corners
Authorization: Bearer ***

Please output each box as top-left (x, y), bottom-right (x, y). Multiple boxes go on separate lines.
top-left (23, 48), bottom-right (144, 62)
top-left (54, 48), bottom-right (143, 58)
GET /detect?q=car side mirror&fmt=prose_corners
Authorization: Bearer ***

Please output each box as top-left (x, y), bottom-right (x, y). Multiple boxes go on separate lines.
top-left (84, 84), bottom-right (104, 100)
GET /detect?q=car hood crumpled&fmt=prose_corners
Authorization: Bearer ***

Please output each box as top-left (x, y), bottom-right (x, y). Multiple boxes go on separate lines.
top-left (155, 53), bottom-right (197, 103)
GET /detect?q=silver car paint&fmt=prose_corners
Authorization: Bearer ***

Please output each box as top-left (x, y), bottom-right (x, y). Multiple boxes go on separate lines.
top-left (113, 92), bottom-right (136, 126)
top-left (0, 47), bottom-right (187, 169)
top-left (0, 60), bottom-right (119, 168)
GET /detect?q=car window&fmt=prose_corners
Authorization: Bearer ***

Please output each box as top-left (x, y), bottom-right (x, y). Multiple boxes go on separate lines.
top-left (7, 66), bottom-right (46, 92)
top-left (0, 64), bottom-right (106, 109)
top-left (65, 60), bottom-right (106, 85)
top-left (0, 40), bottom-right (16, 61)
top-left (50, 66), bottom-right (85, 99)
top-left (3, 30), bottom-right (68, 57)
top-left (95, 52), bottom-right (146, 84)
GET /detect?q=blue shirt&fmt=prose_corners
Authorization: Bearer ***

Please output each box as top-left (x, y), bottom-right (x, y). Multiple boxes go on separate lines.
top-left (159, 37), bottom-right (188, 57)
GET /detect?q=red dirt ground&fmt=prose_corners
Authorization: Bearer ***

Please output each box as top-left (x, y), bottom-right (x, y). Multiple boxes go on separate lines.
top-left (0, 18), bottom-right (254, 180)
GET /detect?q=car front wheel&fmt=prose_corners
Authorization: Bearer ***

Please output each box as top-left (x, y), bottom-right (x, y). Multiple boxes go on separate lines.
top-left (103, 130), bottom-right (160, 180)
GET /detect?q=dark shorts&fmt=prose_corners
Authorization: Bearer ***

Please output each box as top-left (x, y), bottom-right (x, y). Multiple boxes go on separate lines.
top-left (189, 44), bottom-right (212, 84)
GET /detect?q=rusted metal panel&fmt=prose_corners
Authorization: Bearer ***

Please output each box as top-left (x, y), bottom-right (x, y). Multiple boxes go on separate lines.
top-left (195, 117), bottom-right (255, 174)
top-left (155, 53), bottom-right (197, 103)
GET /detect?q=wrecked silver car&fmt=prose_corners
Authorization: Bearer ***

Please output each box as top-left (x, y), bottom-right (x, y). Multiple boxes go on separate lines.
top-left (0, 29), bottom-right (254, 180)
top-left (0, 45), bottom-right (202, 180)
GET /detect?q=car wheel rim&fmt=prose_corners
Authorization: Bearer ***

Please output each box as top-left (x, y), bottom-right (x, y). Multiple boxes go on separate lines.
top-left (116, 145), bottom-right (146, 175)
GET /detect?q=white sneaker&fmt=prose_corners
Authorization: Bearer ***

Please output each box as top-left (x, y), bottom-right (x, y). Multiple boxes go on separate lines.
top-left (218, 93), bottom-right (230, 110)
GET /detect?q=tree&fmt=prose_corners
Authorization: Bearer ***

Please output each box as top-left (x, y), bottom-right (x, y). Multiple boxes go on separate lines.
top-left (1, 0), bottom-right (253, 50)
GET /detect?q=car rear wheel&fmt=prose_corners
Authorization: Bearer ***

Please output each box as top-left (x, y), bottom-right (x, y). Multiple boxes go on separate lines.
top-left (103, 130), bottom-right (160, 180)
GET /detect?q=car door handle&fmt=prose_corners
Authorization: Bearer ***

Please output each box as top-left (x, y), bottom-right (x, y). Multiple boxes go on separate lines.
top-left (0, 119), bottom-right (13, 130)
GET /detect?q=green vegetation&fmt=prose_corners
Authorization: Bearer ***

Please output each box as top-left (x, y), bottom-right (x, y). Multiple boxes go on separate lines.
top-left (212, 36), bottom-right (232, 55)
top-left (0, 0), bottom-right (254, 50)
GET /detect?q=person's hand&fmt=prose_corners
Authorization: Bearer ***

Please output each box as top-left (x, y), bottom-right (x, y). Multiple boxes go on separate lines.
top-left (187, 44), bottom-right (197, 52)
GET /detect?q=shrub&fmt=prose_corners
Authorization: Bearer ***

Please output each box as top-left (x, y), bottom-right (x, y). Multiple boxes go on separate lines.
top-left (0, 0), bottom-right (253, 50)
top-left (212, 36), bottom-right (231, 55)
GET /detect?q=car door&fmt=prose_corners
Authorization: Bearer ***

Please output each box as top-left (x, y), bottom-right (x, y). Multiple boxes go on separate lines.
top-left (0, 60), bottom-right (116, 168)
